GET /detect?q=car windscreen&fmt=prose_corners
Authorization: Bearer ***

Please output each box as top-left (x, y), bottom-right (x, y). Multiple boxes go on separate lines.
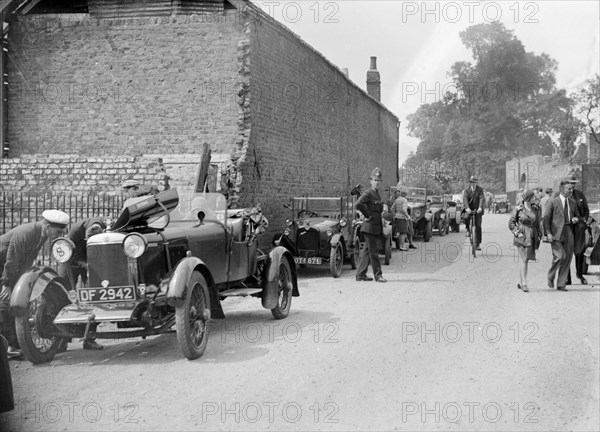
top-left (170, 193), bottom-right (228, 223)
top-left (292, 197), bottom-right (344, 217)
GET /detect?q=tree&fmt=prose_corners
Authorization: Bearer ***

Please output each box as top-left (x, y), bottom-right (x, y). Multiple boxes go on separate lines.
top-left (572, 74), bottom-right (600, 146)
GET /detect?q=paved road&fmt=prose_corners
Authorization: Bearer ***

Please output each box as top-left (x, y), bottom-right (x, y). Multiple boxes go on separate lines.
top-left (1, 213), bottom-right (599, 431)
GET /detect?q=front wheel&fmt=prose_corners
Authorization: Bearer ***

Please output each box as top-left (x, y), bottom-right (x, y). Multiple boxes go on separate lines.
top-left (271, 258), bottom-right (293, 319)
top-left (352, 234), bottom-right (361, 269)
top-left (329, 242), bottom-right (343, 278)
top-left (15, 288), bottom-right (68, 364)
top-left (175, 271), bottom-right (211, 360)
top-left (438, 219), bottom-right (447, 236)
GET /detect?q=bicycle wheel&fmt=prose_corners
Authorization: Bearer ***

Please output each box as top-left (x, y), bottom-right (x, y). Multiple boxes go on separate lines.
top-left (471, 225), bottom-right (477, 258)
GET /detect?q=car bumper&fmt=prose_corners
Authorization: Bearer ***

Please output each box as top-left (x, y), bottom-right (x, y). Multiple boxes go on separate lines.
top-left (54, 301), bottom-right (140, 324)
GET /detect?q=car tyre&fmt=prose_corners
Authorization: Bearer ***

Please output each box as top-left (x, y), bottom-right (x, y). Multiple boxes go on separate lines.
top-left (329, 242), bottom-right (343, 278)
top-left (175, 271), bottom-right (211, 360)
top-left (15, 286), bottom-right (68, 364)
top-left (271, 258), bottom-right (293, 319)
top-left (351, 234), bottom-right (361, 269)
top-left (438, 218), bottom-right (447, 236)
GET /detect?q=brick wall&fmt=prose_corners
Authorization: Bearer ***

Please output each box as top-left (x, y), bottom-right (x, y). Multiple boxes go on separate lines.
top-left (239, 16), bottom-right (399, 233)
top-left (7, 11), bottom-right (245, 157)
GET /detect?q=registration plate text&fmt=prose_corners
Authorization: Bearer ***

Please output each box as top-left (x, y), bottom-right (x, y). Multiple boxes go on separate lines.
top-left (294, 257), bottom-right (322, 265)
top-left (79, 287), bottom-right (136, 303)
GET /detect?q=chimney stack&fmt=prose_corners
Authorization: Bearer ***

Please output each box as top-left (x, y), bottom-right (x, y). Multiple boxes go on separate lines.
top-left (366, 56), bottom-right (381, 102)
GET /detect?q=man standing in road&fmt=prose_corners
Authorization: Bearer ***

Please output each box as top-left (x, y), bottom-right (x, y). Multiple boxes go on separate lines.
top-left (463, 175), bottom-right (485, 251)
top-left (565, 176), bottom-right (590, 285)
top-left (544, 181), bottom-right (580, 291)
top-left (0, 210), bottom-right (70, 358)
top-left (355, 167), bottom-right (387, 283)
top-left (56, 217), bottom-right (106, 350)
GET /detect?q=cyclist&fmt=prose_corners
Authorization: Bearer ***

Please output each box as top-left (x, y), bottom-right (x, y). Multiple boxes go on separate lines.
top-left (462, 176), bottom-right (485, 251)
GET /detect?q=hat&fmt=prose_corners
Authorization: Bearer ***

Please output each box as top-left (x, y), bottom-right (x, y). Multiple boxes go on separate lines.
top-left (469, 175), bottom-right (479, 183)
top-left (42, 210), bottom-right (69, 229)
top-left (370, 167), bottom-right (383, 180)
top-left (122, 179), bottom-right (141, 189)
top-left (565, 175), bottom-right (580, 184)
top-left (545, 187), bottom-right (553, 193)
top-left (522, 189), bottom-right (535, 201)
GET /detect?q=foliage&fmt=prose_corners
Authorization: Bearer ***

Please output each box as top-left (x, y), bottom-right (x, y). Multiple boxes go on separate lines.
top-left (405, 22), bottom-right (587, 192)
top-left (572, 74), bottom-right (600, 146)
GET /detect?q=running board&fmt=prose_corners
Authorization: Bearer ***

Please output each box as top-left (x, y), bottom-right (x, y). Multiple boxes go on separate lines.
top-left (219, 288), bottom-right (263, 297)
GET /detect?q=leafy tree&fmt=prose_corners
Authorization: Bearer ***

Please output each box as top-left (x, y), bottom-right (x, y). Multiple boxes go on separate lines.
top-left (572, 74), bottom-right (600, 146)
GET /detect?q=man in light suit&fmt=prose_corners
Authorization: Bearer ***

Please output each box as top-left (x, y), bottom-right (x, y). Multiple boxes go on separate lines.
top-left (355, 167), bottom-right (387, 283)
top-left (543, 181), bottom-right (580, 291)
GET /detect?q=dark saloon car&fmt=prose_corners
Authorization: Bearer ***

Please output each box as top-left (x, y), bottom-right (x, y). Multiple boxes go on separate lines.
top-left (405, 187), bottom-right (433, 242)
top-left (9, 190), bottom-right (298, 364)
top-left (274, 196), bottom-right (358, 277)
top-left (428, 195), bottom-right (450, 236)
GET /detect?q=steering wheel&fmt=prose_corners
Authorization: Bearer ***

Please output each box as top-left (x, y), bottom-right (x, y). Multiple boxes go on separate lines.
top-left (298, 210), bottom-right (318, 218)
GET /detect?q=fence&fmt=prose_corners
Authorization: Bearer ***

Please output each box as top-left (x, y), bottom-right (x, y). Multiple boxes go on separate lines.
top-left (1, 192), bottom-right (125, 266)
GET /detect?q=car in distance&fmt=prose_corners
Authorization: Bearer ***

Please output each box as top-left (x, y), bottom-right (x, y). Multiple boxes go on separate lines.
top-left (274, 196), bottom-right (358, 277)
top-left (9, 189), bottom-right (299, 364)
top-left (493, 194), bottom-right (511, 213)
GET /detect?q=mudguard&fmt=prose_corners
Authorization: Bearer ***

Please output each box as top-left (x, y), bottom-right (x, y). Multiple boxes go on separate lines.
top-left (330, 233), bottom-right (342, 247)
top-left (262, 247), bottom-right (299, 310)
top-left (9, 268), bottom-right (70, 318)
top-left (166, 257), bottom-right (224, 319)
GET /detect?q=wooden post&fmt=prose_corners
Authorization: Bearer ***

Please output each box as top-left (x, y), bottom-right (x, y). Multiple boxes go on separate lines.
top-left (194, 142), bottom-right (212, 193)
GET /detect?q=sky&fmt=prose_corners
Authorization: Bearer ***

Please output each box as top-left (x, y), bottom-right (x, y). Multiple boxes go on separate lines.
top-left (251, 0), bottom-right (600, 165)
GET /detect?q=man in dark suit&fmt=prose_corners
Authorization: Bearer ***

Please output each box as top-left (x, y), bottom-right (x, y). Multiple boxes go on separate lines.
top-left (544, 181), bottom-right (580, 291)
top-left (566, 177), bottom-right (590, 285)
top-left (355, 167), bottom-right (387, 283)
top-left (462, 175), bottom-right (485, 250)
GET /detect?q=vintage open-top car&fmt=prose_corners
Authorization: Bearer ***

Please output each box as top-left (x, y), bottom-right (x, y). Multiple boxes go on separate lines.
top-left (445, 199), bottom-right (462, 232)
top-left (274, 196), bottom-right (358, 277)
top-left (493, 194), bottom-right (511, 213)
top-left (9, 189), bottom-right (298, 364)
top-left (428, 195), bottom-right (450, 236)
top-left (404, 187), bottom-right (433, 242)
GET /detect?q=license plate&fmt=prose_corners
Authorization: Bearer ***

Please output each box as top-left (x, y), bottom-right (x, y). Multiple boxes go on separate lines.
top-left (78, 287), bottom-right (136, 303)
top-left (294, 257), bottom-right (322, 265)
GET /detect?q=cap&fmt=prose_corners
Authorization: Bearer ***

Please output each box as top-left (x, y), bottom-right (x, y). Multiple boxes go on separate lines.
top-left (370, 167), bottom-right (383, 180)
top-left (469, 175), bottom-right (479, 183)
top-left (122, 179), bottom-right (141, 189)
top-left (545, 187), bottom-right (553, 193)
top-left (42, 210), bottom-right (69, 229)
top-left (522, 189), bottom-right (535, 201)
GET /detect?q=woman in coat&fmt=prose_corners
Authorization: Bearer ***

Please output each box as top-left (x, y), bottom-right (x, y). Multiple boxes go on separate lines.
top-left (508, 189), bottom-right (542, 292)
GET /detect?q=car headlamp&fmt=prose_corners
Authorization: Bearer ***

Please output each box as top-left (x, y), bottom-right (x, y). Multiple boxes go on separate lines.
top-left (123, 233), bottom-right (147, 258)
top-left (414, 209), bottom-right (421, 218)
top-left (326, 229), bottom-right (333, 237)
top-left (340, 218), bottom-right (348, 227)
top-left (51, 238), bottom-right (75, 263)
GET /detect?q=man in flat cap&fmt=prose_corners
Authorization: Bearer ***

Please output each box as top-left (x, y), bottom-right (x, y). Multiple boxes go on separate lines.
top-left (122, 178), bottom-right (158, 201)
top-left (56, 217), bottom-right (106, 351)
top-left (355, 167), bottom-right (387, 283)
top-left (0, 210), bottom-right (69, 358)
top-left (462, 175), bottom-right (485, 250)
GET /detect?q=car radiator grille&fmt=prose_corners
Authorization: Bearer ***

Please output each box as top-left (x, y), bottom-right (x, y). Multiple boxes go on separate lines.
top-left (297, 229), bottom-right (320, 253)
top-left (87, 244), bottom-right (132, 288)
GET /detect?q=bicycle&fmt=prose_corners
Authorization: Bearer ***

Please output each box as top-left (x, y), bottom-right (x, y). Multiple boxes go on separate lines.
top-left (464, 212), bottom-right (478, 258)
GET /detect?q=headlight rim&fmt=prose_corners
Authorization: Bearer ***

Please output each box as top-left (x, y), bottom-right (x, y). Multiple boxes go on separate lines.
top-left (122, 233), bottom-right (148, 259)
top-left (51, 237), bottom-right (76, 263)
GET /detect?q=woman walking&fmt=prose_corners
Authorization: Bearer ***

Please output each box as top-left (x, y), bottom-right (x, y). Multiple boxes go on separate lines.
top-left (508, 189), bottom-right (542, 292)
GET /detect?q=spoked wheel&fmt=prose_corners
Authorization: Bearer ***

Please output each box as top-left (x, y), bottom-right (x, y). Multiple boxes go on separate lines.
top-left (15, 288), bottom-right (68, 364)
top-left (175, 271), bottom-right (211, 360)
top-left (271, 258), bottom-right (293, 319)
top-left (329, 242), bottom-right (344, 278)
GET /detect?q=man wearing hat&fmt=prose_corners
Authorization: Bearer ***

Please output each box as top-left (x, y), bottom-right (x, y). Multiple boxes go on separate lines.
top-left (566, 175), bottom-right (590, 285)
top-left (56, 217), bottom-right (107, 351)
top-left (355, 167), bottom-right (387, 283)
top-left (544, 181), bottom-right (581, 291)
top-left (462, 175), bottom-right (485, 250)
top-left (0, 210), bottom-right (69, 358)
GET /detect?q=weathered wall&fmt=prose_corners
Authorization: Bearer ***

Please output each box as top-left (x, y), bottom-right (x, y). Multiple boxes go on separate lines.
top-left (239, 16), bottom-right (399, 230)
top-left (7, 10), bottom-right (245, 157)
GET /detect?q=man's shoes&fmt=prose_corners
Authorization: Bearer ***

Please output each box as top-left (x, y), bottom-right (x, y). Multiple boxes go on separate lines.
top-left (465, 231), bottom-right (470, 237)
top-left (547, 279), bottom-right (554, 289)
top-left (566, 278), bottom-right (572, 285)
top-left (521, 285), bottom-right (529, 293)
top-left (83, 339), bottom-right (104, 350)
top-left (399, 247), bottom-right (408, 251)
top-left (355, 276), bottom-right (374, 282)
top-left (557, 286), bottom-right (568, 292)
top-left (7, 345), bottom-right (23, 360)
top-left (579, 276), bottom-right (588, 285)
top-left (375, 277), bottom-right (387, 283)
top-left (517, 283), bottom-right (522, 290)
top-left (476, 245), bottom-right (482, 251)
top-left (408, 244), bottom-right (417, 249)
